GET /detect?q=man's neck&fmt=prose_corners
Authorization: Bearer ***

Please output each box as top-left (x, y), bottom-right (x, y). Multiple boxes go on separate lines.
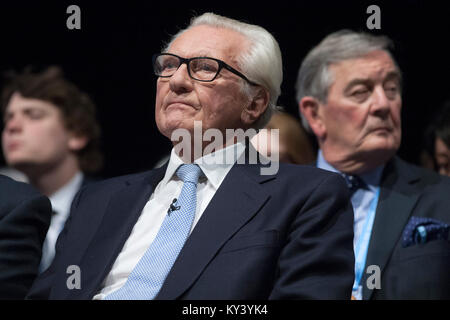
top-left (26, 157), bottom-right (82, 197)
top-left (320, 147), bottom-right (392, 175)
top-left (173, 137), bottom-right (247, 163)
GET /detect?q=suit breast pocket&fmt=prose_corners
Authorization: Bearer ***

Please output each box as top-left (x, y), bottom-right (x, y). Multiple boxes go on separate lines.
top-left (392, 239), bottom-right (450, 262)
top-left (219, 230), bottom-right (279, 254)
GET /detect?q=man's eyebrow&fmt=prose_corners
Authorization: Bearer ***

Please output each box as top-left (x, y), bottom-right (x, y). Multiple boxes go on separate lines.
top-left (180, 51), bottom-right (214, 58)
top-left (344, 71), bottom-right (401, 92)
top-left (4, 105), bottom-right (46, 116)
top-left (384, 71), bottom-right (401, 82)
top-left (195, 51), bottom-right (212, 57)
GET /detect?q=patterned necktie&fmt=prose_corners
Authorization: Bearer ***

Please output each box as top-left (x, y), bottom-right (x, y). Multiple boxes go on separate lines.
top-left (342, 174), bottom-right (366, 196)
top-left (105, 164), bottom-right (202, 300)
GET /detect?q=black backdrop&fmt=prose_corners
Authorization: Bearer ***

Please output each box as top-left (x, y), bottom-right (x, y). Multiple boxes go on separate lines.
top-left (0, 0), bottom-right (448, 179)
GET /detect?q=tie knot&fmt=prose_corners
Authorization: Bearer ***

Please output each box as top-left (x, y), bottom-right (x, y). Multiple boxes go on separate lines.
top-left (176, 164), bottom-right (202, 184)
top-left (342, 174), bottom-right (366, 193)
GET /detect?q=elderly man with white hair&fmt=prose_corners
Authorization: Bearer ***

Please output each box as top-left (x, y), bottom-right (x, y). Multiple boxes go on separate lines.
top-left (28, 13), bottom-right (354, 300)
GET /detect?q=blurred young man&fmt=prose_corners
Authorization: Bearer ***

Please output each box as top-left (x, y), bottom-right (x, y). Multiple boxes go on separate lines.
top-left (1, 66), bottom-right (102, 272)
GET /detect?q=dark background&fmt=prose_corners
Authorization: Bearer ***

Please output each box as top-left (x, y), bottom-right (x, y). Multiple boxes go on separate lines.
top-left (0, 0), bottom-right (447, 178)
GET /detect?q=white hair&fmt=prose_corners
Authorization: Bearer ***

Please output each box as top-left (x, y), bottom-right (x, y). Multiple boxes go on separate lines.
top-left (163, 12), bottom-right (283, 129)
top-left (295, 29), bottom-right (401, 131)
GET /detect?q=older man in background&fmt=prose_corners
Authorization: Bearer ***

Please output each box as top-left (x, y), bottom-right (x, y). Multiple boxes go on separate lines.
top-left (297, 30), bottom-right (450, 299)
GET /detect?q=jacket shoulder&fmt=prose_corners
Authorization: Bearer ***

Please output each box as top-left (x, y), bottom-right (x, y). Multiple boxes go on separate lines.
top-left (390, 156), bottom-right (450, 188)
top-left (79, 170), bottom-right (154, 193)
top-left (277, 162), bottom-right (345, 184)
top-left (0, 174), bottom-right (47, 209)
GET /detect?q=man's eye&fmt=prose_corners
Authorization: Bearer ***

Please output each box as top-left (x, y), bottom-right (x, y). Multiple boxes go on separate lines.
top-left (155, 58), bottom-right (179, 77)
top-left (200, 63), bottom-right (216, 72)
top-left (191, 60), bottom-right (217, 73)
top-left (384, 85), bottom-right (399, 99)
top-left (162, 61), bottom-right (177, 70)
top-left (351, 90), bottom-right (369, 101)
top-left (26, 110), bottom-right (45, 119)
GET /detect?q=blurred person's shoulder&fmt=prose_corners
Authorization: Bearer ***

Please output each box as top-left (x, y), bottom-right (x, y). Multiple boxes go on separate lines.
top-left (0, 173), bottom-right (41, 200)
top-left (0, 174), bottom-right (50, 218)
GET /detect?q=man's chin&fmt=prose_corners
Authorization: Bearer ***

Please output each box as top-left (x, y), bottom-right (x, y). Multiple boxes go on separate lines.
top-left (361, 145), bottom-right (398, 165)
top-left (365, 134), bottom-right (400, 151)
top-left (158, 120), bottom-right (196, 140)
top-left (8, 160), bottom-right (41, 174)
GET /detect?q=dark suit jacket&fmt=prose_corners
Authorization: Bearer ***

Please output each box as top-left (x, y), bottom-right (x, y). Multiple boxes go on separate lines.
top-left (37, 174), bottom-right (99, 274)
top-left (361, 157), bottom-right (450, 299)
top-left (0, 174), bottom-right (51, 299)
top-left (28, 158), bottom-right (355, 300)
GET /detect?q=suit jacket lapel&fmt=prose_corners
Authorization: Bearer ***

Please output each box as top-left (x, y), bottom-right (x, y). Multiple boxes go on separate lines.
top-left (156, 162), bottom-right (273, 299)
top-left (65, 165), bottom-right (167, 299)
top-left (362, 157), bottom-right (420, 299)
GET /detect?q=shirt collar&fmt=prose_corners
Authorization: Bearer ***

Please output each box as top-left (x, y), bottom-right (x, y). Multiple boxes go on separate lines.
top-left (316, 149), bottom-right (384, 189)
top-left (49, 171), bottom-right (84, 216)
top-left (160, 142), bottom-right (246, 190)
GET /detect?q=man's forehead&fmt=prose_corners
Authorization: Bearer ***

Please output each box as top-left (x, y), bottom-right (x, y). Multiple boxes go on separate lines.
top-left (6, 92), bottom-right (57, 112)
top-left (168, 25), bottom-right (248, 60)
top-left (329, 50), bottom-right (400, 82)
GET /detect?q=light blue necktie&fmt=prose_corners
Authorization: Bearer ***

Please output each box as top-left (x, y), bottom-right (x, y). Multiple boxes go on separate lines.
top-left (105, 164), bottom-right (202, 300)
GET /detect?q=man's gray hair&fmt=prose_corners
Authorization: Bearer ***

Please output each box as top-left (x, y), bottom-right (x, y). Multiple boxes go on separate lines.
top-left (295, 29), bottom-right (400, 131)
top-left (163, 12), bottom-right (283, 129)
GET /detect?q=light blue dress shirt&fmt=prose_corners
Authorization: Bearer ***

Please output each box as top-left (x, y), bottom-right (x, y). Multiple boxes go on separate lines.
top-left (316, 150), bottom-right (384, 299)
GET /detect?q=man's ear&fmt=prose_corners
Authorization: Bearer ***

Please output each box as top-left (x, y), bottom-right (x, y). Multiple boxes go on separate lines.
top-left (68, 134), bottom-right (88, 152)
top-left (241, 88), bottom-right (270, 126)
top-left (299, 96), bottom-right (326, 139)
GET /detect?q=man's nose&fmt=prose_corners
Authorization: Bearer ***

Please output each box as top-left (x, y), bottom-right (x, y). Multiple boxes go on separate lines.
top-left (4, 115), bottom-right (23, 133)
top-left (370, 87), bottom-right (391, 117)
top-left (169, 63), bottom-right (194, 93)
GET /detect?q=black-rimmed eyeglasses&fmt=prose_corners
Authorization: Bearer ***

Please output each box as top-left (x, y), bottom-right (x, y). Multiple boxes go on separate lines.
top-left (152, 53), bottom-right (258, 85)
